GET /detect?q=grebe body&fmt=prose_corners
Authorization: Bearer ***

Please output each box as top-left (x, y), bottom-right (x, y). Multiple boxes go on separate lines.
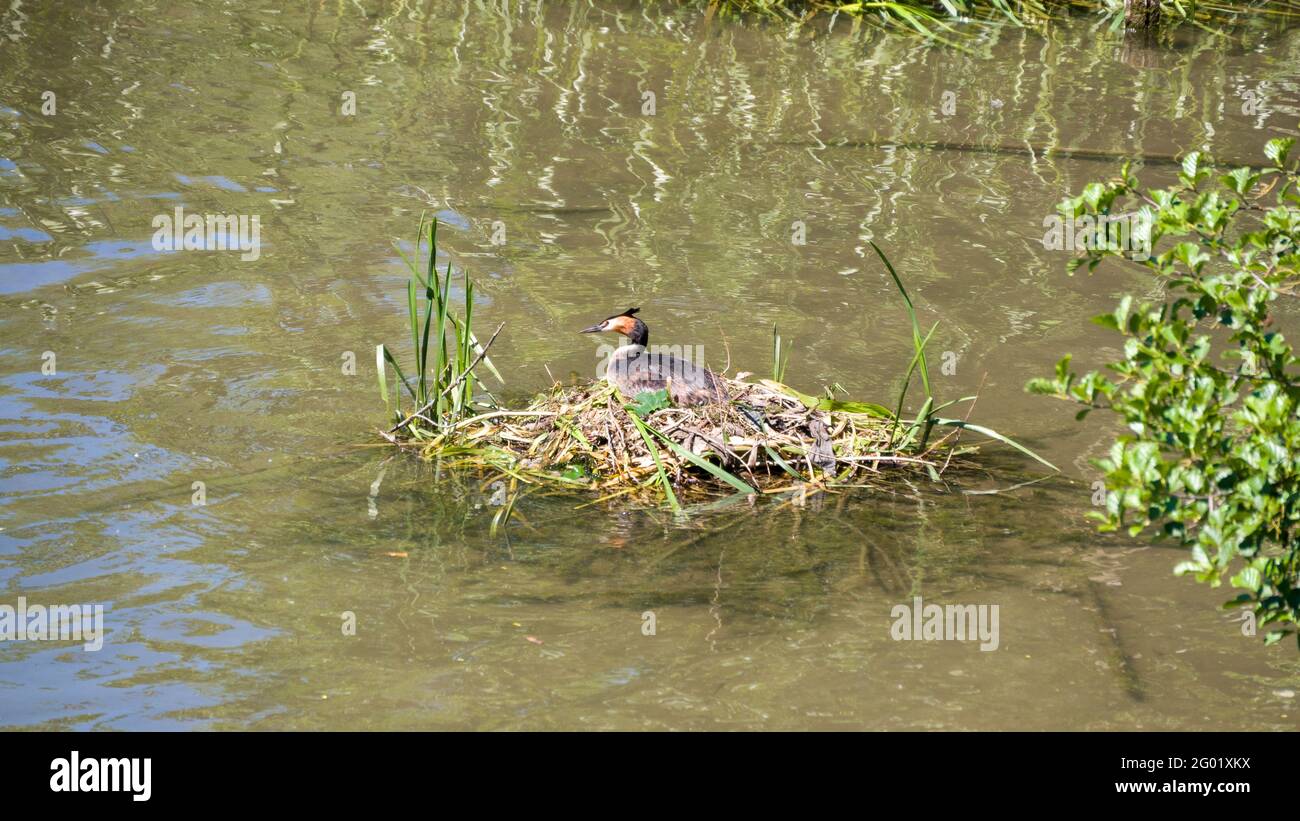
top-left (580, 308), bottom-right (727, 407)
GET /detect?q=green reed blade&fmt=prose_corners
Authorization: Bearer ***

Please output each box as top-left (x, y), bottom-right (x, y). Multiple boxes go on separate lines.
top-left (407, 277), bottom-right (422, 405)
top-left (871, 240), bottom-right (932, 399)
top-left (763, 445), bottom-right (805, 481)
top-left (627, 410), bottom-right (681, 513)
top-left (643, 421), bottom-right (757, 494)
top-left (436, 258), bottom-right (452, 416)
top-left (376, 344), bottom-right (390, 412)
top-left (419, 218), bottom-right (439, 406)
top-left (462, 274), bottom-right (475, 411)
top-left (933, 418), bottom-right (1059, 471)
top-left (381, 344), bottom-right (418, 402)
top-left (888, 320), bottom-right (939, 447)
top-left (771, 324), bottom-right (792, 383)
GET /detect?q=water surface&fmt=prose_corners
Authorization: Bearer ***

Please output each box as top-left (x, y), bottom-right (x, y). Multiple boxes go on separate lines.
top-left (1, 1), bottom-right (1298, 730)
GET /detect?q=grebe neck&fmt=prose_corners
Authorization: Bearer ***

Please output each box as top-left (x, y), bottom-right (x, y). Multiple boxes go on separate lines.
top-left (624, 323), bottom-right (648, 347)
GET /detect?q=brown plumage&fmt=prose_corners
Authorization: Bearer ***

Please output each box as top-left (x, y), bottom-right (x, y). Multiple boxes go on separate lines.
top-left (579, 308), bottom-right (728, 407)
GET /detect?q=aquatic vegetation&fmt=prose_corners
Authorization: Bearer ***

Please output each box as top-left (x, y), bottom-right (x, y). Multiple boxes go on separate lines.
top-left (1030, 136), bottom-right (1300, 647)
top-left (694, 0), bottom-right (1298, 40)
top-left (376, 216), bottom-right (503, 434)
top-left (378, 218), bottom-right (1051, 513)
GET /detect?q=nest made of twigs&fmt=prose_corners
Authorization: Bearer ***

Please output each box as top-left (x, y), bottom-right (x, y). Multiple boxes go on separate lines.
top-left (385, 374), bottom-right (961, 499)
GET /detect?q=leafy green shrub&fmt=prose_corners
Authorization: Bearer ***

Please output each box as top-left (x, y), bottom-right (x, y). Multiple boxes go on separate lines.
top-left (1029, 136), bottom-right (1300, 646)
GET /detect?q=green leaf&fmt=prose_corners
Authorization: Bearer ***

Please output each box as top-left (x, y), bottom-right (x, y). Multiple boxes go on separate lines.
top-left (1025, 377), bottom-right (1058, 396)
top-left (629, 389), bottom-right (670, 418)
top-left (1030, 138), bottom-right (1300, 647)
top-left (1264, 137), bottom-right (1293, 168)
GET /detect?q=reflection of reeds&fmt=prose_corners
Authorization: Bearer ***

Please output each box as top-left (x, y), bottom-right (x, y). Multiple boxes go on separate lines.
top-left (698, 0), bottom-right (1298, 40)
top-left (377, 225), bottom-right (1053, 510)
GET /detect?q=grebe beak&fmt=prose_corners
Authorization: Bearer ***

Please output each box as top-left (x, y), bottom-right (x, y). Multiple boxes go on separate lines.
top-left (578, 323), bottom-right (603, 334)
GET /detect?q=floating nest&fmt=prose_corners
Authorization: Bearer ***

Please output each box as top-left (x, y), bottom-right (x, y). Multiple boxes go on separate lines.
top-left (384, 374), bottom-right (975, 502)
top-left (373, 218), bottom-right (1025, 505)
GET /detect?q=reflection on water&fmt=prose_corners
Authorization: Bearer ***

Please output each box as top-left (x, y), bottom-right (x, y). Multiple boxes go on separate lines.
top-left (0, 1), bottom-right (1297, 729)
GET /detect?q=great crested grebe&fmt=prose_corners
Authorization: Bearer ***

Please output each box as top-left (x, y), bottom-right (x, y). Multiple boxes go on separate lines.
top-left (579, 308), bottom-right (728, 407)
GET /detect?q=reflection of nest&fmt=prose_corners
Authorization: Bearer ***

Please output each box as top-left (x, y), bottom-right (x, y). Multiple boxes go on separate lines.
top-left (388, 377), bottom-right (968, 499)
top-left (1117, 38), bottom-right (1162, 71)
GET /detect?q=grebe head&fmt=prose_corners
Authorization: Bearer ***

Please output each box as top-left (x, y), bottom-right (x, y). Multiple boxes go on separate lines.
top-left (579, 307), bottom-right (648, 347)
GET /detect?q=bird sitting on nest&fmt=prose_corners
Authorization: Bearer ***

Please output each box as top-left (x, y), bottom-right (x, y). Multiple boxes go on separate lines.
top-left (580, 308), bottom-right (728, 407)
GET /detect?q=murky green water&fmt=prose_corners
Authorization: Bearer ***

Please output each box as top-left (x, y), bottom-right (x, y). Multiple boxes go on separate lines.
top-left (2, 1), bottom-right (1298, 730)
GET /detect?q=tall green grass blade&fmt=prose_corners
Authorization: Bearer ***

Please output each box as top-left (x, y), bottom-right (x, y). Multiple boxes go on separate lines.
top-left (888, 320), bottom-right (939, 446)
top-left (628, 411), bottom-right (681, 513)
top-left (376, 344), bottom-right (390, 413)
top-left (459, 270), bottom-right (475, 412)
top-left (381, 344), bottom-right (418, 403)
top-left (758, 379), bottom-right (893, 418)
top-left (988, 0), bottom-right (1025, 25)
top-left (419, 217), bottom-right (439, 407)
top-left (924, 395), bottom-right (978, 417)
top-left (439, 259), bottom-right (452, 414)
top-left (771, 324), bottom-right (791, 383)
top-left (643, 423), bottom-right (757, 494)
top-left (933, 418), bottom-right (1059, 471)
top-left (915, 395), bottom-right (936, 450)
top-left (871, 240), bottom-right (932, 398)
top-left (763, 445), bottom-right (805, 481)
top-left (818, 399), bottom-right (891, 416)
top-left (430, 258), bottom-right (449, 417)
top-left (393, 240), bottom-right (428, 289)
top-left (407, 277), bottom-right (422, 405)
top-left (772, 325), bottom-right (779, 381)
